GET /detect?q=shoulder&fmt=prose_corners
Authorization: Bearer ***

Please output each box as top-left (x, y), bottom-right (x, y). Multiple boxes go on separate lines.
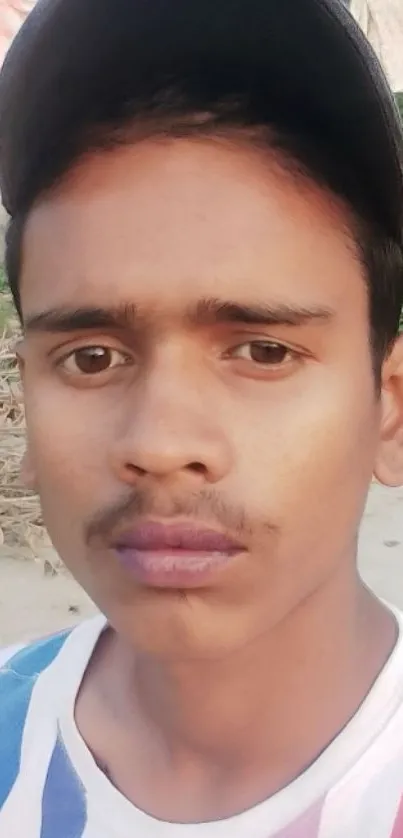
top-left (0, 615), bottom-right (106, 697)
top-left (0, 615), bottom-right (106, 721)
top-left (0, 627), bottom-right (74, 679)
top-left (0, 628), bottom-right (74, 725)
top-left (0, 618), bottom-right (105, 809)
top-left (0, 627), bottom-right (75, 808)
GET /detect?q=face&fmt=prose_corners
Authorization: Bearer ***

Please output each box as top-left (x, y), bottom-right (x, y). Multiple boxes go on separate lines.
top-left (17, 138), bottom-right (403, 658)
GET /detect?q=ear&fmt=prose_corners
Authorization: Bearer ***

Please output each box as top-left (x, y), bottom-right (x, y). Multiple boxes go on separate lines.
top-left (374, 335), bottom-right (403, 487)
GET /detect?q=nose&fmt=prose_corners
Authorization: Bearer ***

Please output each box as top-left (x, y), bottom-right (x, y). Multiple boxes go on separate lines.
top-left (110, 371), bottom-right (233, 487)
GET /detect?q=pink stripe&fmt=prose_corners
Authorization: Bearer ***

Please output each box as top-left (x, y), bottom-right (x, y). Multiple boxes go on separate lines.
top-left (273, 798), bottom-right (325, 838)
top-left (391, 795), bottom-right (403, 838)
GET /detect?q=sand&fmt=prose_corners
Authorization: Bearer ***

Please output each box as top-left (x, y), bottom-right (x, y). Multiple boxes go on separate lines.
top-left (0, 481), bottom-right (402, 646)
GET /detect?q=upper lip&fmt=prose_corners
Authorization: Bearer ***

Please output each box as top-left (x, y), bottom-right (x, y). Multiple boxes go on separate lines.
top-left (114, 521), bottom-right (243, 553)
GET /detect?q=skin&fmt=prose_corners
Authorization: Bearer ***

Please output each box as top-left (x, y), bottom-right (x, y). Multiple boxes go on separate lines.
top-left (0, 1), bottom-right (35, 67)
top-left (17, 137), bottom-right (403, 821)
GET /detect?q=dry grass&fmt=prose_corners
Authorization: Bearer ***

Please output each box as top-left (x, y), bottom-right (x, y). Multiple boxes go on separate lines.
top-left (0, 294), bottom-right (51, 559)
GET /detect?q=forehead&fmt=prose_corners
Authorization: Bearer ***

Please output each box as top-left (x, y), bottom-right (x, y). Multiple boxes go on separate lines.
top-left (20, 138), bottom-right (365, 318)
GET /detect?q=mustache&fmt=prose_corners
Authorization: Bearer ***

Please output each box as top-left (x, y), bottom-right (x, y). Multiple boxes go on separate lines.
top-left (84, 488), bottom-right (275, 545)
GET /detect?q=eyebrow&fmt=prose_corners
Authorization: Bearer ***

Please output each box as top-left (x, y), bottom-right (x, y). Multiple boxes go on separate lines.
top-left (24, 304), bottom-right (141, 334)
top-left (24, 298), bottom-right (334, 334)
top-left (187, 298), bottom-right (334, 327)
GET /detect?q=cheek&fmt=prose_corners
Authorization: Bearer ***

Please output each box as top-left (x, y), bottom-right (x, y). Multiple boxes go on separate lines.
top-left (23, 380), bottom-right (112, 509)
top-left (229, 363), bottom-right (378, 533)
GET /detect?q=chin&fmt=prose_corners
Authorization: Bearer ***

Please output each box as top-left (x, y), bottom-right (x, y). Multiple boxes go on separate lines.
top-left (101, 588), bottom-right (250, 661)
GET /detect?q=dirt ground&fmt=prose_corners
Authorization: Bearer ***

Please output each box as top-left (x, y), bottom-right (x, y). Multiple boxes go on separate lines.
top-left (0, 481), bottom-right (402, 646)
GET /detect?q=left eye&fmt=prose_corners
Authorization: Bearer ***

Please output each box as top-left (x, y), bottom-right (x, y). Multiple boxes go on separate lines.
top-left (60, 346), bottom-right (131, 375)
top-left (229, 341), bottom-right (294, 365)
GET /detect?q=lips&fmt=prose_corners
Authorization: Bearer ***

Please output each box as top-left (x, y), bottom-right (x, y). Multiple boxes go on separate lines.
top-left (112, 522), bottom-right (243, 588)
top-left (115, 522), bottom-right (241, 553)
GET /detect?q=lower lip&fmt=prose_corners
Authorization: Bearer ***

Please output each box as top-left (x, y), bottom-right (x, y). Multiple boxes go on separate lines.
top-left (114, 547), bottom-right (239, 588)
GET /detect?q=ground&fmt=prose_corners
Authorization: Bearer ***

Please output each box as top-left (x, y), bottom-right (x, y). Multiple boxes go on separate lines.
top-left (0, 482), bottom-right (401, 646)
top-left (358, 482), bottom-right (403, 605)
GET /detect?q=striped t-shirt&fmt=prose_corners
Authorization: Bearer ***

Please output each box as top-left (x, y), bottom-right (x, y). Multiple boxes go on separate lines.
top-left (2, 611), bottom-right (403, 837)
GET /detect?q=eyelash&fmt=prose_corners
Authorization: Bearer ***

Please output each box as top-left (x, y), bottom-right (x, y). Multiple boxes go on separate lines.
top-left (57, 345), bottom-right (132, 376)
top-left (227, 340), bottom-right (298, 366)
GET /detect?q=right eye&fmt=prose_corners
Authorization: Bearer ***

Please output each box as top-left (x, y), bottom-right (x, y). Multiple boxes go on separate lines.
top-left (59, 346), bottom-right (132, 376)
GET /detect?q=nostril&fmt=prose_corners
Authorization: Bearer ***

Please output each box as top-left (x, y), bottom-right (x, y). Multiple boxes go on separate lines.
top-left (123, 462), bottom-right (207, 477)
top-left (126, 463), bottom-right (147, 477)
top-left (189, 462), bottom-right (207, 474)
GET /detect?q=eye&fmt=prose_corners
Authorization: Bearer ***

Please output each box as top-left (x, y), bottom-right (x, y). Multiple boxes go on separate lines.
top-left (229, 340), bottom-right (295, 365)
top-left (59, 346), bottom-right (131, 375)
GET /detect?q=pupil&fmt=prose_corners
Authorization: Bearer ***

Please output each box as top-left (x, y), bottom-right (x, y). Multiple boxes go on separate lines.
top-left (251, 342), bottom-right (286, 364)
top-left (76, 347), bottom-right (110, 373)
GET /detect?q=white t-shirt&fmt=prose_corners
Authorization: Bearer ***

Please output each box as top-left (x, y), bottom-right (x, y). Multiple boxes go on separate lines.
top-left (1, 610), bottom-right (403, 837)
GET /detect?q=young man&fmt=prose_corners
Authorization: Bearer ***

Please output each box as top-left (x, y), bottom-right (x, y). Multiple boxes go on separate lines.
top-left (0, 0), bottom-right (403, 834)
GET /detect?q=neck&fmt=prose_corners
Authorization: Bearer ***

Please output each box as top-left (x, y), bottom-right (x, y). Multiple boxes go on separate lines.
top-left (78, 571), bottom-right (397, 819)
top-left (108, 576), bottom-right (395, 767)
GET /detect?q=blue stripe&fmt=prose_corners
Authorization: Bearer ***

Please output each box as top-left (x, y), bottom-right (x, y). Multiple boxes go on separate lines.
top-left (0, 630), bottom-right (72, 808)
top-left (4, 629), bottom-right (72, 677)
top-left (41, 734), bottom-right (87, 838)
